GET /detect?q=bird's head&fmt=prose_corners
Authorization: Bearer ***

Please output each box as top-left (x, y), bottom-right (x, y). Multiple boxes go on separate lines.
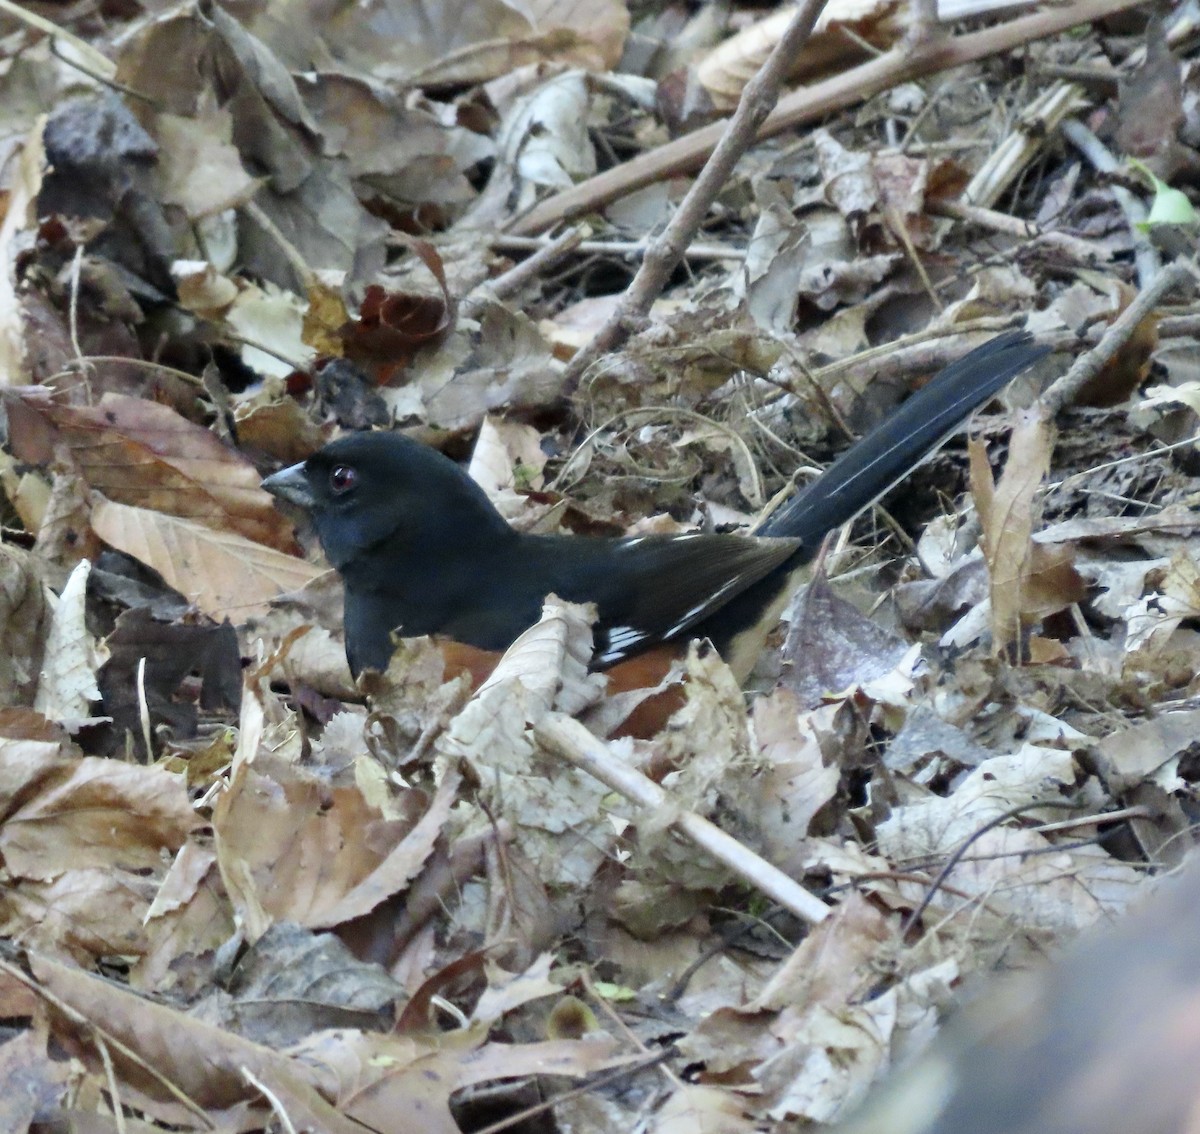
top-left (262, 431), bottom-right (511, 570)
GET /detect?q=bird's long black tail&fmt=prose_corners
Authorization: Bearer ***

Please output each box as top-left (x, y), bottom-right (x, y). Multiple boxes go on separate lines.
top-left (757, 331), bottom-right (1049, 544)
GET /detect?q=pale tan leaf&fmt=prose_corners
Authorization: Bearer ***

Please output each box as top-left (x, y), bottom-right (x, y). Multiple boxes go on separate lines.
top-left (135, 839), bottom-right (235, 993)
top-left (155, 96), bottom-right (260, 219)
top-left (32, 559), bottom-right (107, 730)
top-left (303, 0), bottom-right (628, 86)
top-left (0, 128), bottom-right (43, 389)
top-left (0, 867), bottom-right (156, 962)
top-left (650, 1084), bottom-right (757, 1134)
top-left (477, 595), bottom-right (603, 717)
top-left (171, 259), bottom-right (239, 319)
top-left (91, 497), bottom-right (323, 621)
top-left (225, 281), bottom-right (314, 379)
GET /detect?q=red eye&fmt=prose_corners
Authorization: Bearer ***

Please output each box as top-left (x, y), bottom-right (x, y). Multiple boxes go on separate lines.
top-left (329, 464), bottom-right (358, 494)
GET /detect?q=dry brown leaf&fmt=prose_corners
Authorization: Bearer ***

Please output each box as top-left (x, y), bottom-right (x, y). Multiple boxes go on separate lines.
top-left (0, 735), bottom-right (198, 961)
top-left (1124, 547), bottom-right (1200, 655)
top-left (781, 574), bottom-right (909, 709)
top-left (1, 868), bottom-right (158, 961)
top-left (341, 248), bottom-right (455, 384)
top-left (294, 0), bottom-right (629, 86)
top-left (1070, 285), bottom-right (1159, 406)
top-left (90, 497), bottom-right (323, 622)
top-left (29, 951), bottom-right (361, 1122)
top-left (881, 742), bottom-right (1067, 851)
top-left (6, 388), bottom-right (299, 552)
top-left (171, 259), bottom-right (240, 320)
top-left (467, 415), bottom-right (548, 497)
top-left (0, 449), bottom-right (51, 536)
top-left (751, 689), bottom-right (842, 868)
top-left (213, 753), bottom-right (456, 939)
top-left (440, 630), bottom-right (617, 891)
top-left (0, 1029), bottom-right (61, 1131)
top-left (409, 299), bottom-right (562, 431)
top-left (969, 405), bottom-right (1055, 656)
top-left (32, 465), bottom-right (100, 567)
top-left (471, 953), bottom-right (560, 1026)
top-left (0, 127), bottom-right (43, 389)
top-left (303, 1030), bottom-right (636, 1134)
top-left (680, 894), bottom-right (894, 1116)
top-left (232, 385), bottom-right (328, 465)
top-left (475, 595), bottom-right (603, 718)
top-left (0, 744), bottom-right (197, 880)
top-left (0, 543), bottom-right (48, 708)
top-left (224, 282), bottom-right (315, 380)
top-left (135, 839), bottom-right (235, 995)
top-left (751, 893), bottom-right (893, 1015)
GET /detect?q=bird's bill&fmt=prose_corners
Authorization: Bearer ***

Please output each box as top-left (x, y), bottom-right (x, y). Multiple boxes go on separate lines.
top-left (261, 462), bottom-right (316, 509)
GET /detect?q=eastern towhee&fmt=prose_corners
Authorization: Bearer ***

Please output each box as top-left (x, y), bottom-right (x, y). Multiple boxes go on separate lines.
top-left (263, 332), bottom-right (1047, 721)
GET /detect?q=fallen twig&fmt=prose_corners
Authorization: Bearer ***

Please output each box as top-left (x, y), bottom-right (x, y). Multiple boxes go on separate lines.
top-left (1040, 261), bottom-right (1192, 414)
top-left (1061, 118), bottom-right (1160, 287)
top-left (533, 714), bottom-right (831, 925)
top-left (463, 227), bottom-right (586, 317)
top-left (930, 199), bottom-right (1110, 265)
top-left (509, 0), bottom-right (1147, 239)
top-left (557, 0), bottom-right (829, 397)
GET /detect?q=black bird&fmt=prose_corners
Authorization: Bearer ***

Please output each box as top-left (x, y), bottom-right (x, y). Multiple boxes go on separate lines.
top-left (262, 332), bottom-right (1046, 700)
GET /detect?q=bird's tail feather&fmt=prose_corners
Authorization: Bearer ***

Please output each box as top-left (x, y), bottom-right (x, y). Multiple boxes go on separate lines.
top-left (758, 331), bottom-right (1049, 543)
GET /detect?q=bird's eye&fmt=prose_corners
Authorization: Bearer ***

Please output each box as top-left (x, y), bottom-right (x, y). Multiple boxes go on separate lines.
top-left (329, 464), bottom-right (358, 494)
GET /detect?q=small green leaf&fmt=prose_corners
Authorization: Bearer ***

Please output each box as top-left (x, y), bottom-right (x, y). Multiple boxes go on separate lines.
top-left (1130, 158), bottom-right (1198, 230)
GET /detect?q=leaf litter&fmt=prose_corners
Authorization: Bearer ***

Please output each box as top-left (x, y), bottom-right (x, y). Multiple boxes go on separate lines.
top-left (0, 0), bottom-right (1198, 1131)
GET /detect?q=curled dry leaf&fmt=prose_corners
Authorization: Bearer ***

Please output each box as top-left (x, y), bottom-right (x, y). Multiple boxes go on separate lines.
top-left (474, 595), bottom-right (604, 718)
top-left (135, 839), bottom-right (234, 995)
top-left (969, 405), bottom-right (1055, 656)
top-left (649, 1084), bottom-right (757, 1134)
top-left (0, 740), bottom-right (198, 881)
top-left (679, 894), bottom-right (894, 1120)
top-left (696, 0), bottom-right (904, 108)
top-left (467, 415), bottom-right (548, 498)
top-left (32, 559), bottom-right (107, 730)
top-left (440, 697), bottom-right (617, 893)
top-left (0, 731), bottom-right (198, 961)
top-left (751, 689), bottom-right (843, 870)
top-left (290, 1029), bottom-right (636, 1134)
top-left (781, 573), bottom-right (909, 709)
top-left (225, 281), bottom-right (315, 380)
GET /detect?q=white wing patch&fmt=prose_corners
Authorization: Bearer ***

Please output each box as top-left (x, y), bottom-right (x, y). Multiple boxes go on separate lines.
top-left (595, 624), bottom-right (649, 666)
top-left (663, 575), bottom-right (743, 637)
